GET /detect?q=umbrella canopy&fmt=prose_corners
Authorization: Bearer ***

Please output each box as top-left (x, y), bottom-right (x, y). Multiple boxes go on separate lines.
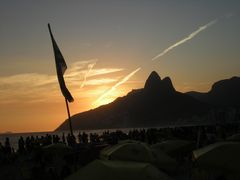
top-left (193, 142), bottom-right (240, 174)
top-left (42, 143), bottom-right (73, 176)
top-left (100, 141), bottom-right (154, 163)
top-left (42, 143), bottom-right (73, 163)
top-left (43, 143), bottom-right (72, 155)
top-left (100, 140), bottom-right (177, 173)
top-left (151, 140), bottom-right (194, 157)
top-left (65, 159), bottom-right (172, 180)
top-left (226, 133), bottom-right (240, 141)
top-left (151, 149), bottom-right (178, 173)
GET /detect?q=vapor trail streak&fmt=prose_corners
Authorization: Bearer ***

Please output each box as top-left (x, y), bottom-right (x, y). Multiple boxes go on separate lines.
top-left (80, 61), bottom-right (97, 88)
top-left (152, 20), bottom-right (217, 61)
top-left (94, 67), bottom-right (141, 105)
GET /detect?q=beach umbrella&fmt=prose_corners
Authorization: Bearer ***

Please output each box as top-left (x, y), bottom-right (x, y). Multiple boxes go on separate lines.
top-left (100, 141), bottom-right (154, 162)
top-left (42, 143), bottom-right (73, 176)
top-left (100, 140), bottom-right (177, 173)
top-left (226, 133), bottom-right (240, 141)
top-left (193, 142), bottom-right (240, 174)
top-left (151, 140), bottom-right (194, 157)
top-left (43, 143), bottom-right (72, 155)
top-left (151, 148), bottom-right (178, 173)
top-left (65, 159), bottom-right (172, 180)
top-left (42, 143), bottom-right (73, 163)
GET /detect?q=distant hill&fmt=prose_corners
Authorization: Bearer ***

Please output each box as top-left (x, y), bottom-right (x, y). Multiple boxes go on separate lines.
top-left (186, 76), bottom-right (240, 107)
top-left (56, 71), bottom-right (210, 131)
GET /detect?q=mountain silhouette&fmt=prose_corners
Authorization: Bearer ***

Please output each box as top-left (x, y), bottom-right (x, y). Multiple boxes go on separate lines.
top-left (144, 71), bottom-right (175, 94)
top-left (56, 71), bottom-right (210, 131)
top-left (187, 76), bottom-right (240, 107)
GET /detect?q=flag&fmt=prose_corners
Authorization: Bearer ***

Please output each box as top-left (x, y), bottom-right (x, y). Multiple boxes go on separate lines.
top-left (48, 23), bottom-right (74, 102)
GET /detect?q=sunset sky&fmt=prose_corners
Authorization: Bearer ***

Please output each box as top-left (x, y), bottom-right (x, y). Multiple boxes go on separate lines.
top-left (0, 0), bottom-right (240, 133)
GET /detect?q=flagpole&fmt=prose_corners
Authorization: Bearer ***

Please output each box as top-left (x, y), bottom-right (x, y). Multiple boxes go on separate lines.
top-left (65, 98), bottom-right (74, 136)
top-left (48, 23), bottom-right (75, 136)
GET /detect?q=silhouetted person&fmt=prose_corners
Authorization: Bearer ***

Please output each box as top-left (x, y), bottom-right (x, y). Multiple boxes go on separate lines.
top-left (62, 133), bottom-right (66, 144)
top-left (0, 142), bottom-right (4, 153)
top-left (67, 133), bottom-right (76, 147)
top-left (78, 132), bottom-right (82, 143)
top-left (18, 136), bottom-right (25, 154)
top-left (25, 137), bottom-right (31, 152)
top-left (4, 137), bottom-right (11, 154)
top-left (82, 132), bottom-right (88, 144)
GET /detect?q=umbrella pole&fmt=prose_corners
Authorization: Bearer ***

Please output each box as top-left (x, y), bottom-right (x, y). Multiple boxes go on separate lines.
top-left (65, 98), bottom-right (74, 136)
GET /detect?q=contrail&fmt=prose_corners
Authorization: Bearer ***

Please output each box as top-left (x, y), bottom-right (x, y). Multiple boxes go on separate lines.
top-left (95, 19), bottom-right (218, 104)
top-left (80, 61), bottom-right (97, 88)
top-left (152, 19), bottom-right (217, 61)
top-left (94, 67), bottom-right (141, 105)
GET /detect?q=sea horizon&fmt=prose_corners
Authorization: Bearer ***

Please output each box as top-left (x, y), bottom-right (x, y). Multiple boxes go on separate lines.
top-left (0, 119), bottom-right (225, 151)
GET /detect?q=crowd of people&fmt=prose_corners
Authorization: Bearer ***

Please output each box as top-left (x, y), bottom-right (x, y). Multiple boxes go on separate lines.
top-left (0, 123), bottom-right (239, 179)
top-left (0, 123), bottom-right (239, 157)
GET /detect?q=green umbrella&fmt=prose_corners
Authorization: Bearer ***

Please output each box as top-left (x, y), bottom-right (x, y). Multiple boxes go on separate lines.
top-left (43, 143), bottom-right (72, 155)
top-left (42, 143), bottom-right (73, 176)
top-left (151, 149), bottom-right (178, 174)
top-left (100, 141), bottom-right (154, 162)
top-left (100, 140), bottom-right (177, 173)
top-left (65, 159), bottom-right (172, 180)
top-left (226, 133), bottom-right (240, 142)
top-left (42, 143), bottom-right (73, 164)
top-left (151, 140), bottom-right (194, 158)
top-left (193, 142), bottom-right (240, 174)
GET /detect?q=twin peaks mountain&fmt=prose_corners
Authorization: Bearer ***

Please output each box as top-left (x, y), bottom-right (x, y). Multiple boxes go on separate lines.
top-left (56, 71), bottom-right (240, 131)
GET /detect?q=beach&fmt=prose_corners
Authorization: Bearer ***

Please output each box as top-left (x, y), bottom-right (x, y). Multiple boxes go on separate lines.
top-left (1, 123), bottom-right (240, 180)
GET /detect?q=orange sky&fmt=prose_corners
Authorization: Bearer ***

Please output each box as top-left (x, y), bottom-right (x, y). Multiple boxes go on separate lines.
top-left (0, 69), bottom-right (214, 133)
top-left (0, 1), bottom-right (239, 133)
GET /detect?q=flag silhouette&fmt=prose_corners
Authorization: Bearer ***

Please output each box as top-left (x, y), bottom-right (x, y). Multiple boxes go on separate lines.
top-left (48, 24), bottom-right (74, 102)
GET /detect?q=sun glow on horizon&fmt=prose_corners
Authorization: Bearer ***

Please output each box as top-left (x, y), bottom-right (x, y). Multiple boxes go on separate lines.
top-left (93, 97), bottom-right (115, 107)
top-left (92, 88), bottom-right (125, 108)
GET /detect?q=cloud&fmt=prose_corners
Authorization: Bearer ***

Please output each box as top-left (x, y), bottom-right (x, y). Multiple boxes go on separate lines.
top-left (86, 68), bottom-right (123, 77)
top-left (65, 59), bottom-right (97, 77)
top-left (0, 60), bottom-right (124, 104)
top-left (93, 67), bottom-right (141, 105)
top-left (224, 12), bottom-right (235, 19)
top-left (84, 78), bottom-right (118, 86)
top-left (65, 61), bottom-right (123, 81)
top-left (152, 19), bottom-right (217, 61)
top-left (80, 60), bottom-right (97, 88)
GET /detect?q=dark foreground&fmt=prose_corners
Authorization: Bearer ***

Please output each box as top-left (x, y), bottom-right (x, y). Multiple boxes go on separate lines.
top-left (0, 123), bottom-right (240, 180)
